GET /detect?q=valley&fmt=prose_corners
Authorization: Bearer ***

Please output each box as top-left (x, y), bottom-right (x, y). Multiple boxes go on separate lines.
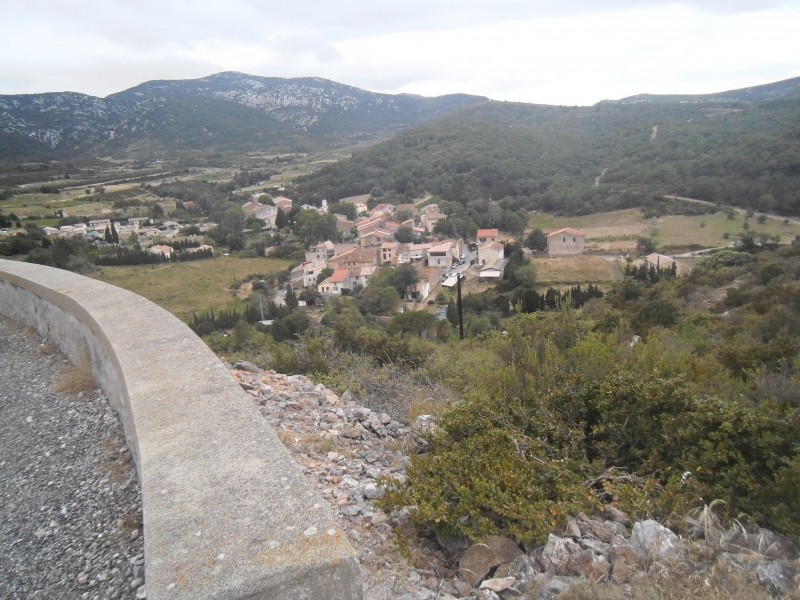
top-left (2, 71), bottom-right (800, 599)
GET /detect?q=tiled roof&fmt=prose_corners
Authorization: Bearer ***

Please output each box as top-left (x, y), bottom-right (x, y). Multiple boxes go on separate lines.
top-left (547, 227), bottom-right (585, 237)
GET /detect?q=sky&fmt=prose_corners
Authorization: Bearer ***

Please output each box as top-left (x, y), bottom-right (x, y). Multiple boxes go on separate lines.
top-left (1, 1), bottom-right (799, 106)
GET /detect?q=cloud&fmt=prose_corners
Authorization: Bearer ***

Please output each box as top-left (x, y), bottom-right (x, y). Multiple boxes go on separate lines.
top-left (1, 0), bottom-right (798, 103)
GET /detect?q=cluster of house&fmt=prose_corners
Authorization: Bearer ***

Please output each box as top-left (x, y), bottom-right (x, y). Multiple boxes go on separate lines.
top-left (242, 194), bottom-right (446, 247)
top-left (291, 237), bottom-right (464, 300)
top-left (288, 217), bottom-right (600, 301)
top-left (43, 217), bottom-right (188, 240)
top-left (241, 195), bottom-right (297, 228)
top-left (242, 193), bottom-right (449, 248)
top-left (40, 217), bottom-right (215, 257)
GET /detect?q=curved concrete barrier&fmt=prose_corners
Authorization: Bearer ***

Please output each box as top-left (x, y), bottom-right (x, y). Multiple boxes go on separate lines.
top-left (0, 259), bottom-right (362, 600)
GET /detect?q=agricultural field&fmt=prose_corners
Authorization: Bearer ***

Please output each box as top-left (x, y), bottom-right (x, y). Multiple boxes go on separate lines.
top-left (4, 187), bottom-right (170, 222)
top-left (91, 256), bottom-right (293, 322)
top-left (530, 208), bottom-right (800, 252)
top-left (531, 255), bottom-right (624, 286)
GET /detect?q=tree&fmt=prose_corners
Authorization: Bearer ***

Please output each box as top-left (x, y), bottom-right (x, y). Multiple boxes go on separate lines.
top-left (511, 263), bottom-right (538, 290)
top-left (329, 202), bottom-right (357, 221)
top-left (394, 226), bottom-right (415, 243)
top-left (379, 287), bottom-right (401, 314)
top-left (390, 264), bottom-right (419, 298)
top-left (524, 228), bottom-right (548, 252)
top-left (275, 208), bottom-right (289, 230)
top-left (104, 225), bottom-right (113, 244)
top-left (316, 267), bottom-right (334, 284)
top-left (636, 237), bottom-right (655, 255)
top-left (389, 310), bottom-right (439, 338)
top-left (284, 285), bottom-right (298, 310)
top-left (395, 208), bottom-right (413, 223)
top-left (294, 210), bottom-right (340, 246)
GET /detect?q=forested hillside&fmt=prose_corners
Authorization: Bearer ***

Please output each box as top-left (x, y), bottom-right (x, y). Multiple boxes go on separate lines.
top-left (294, 93), bottom-right (800, 216)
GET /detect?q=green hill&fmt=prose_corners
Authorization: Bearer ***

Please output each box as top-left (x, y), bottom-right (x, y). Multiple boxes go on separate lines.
top-left (294, 86), bottom-right (800, 216)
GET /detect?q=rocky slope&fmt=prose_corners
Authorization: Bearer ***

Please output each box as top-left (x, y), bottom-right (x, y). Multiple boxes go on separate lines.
top-left (231, 363), bottom-right (800, 599)
top-left (0, 73), bottom-right (487, 160)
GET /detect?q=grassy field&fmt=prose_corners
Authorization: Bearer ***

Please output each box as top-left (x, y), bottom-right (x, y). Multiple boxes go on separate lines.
top-left (91, 256), bottom-right (293, 321)
top-left (530, 208), bottom-right (800, 250)
top-left (531, 255), bottom-right (624, 285)
top-left (5, 187), bottom-right (169, 220)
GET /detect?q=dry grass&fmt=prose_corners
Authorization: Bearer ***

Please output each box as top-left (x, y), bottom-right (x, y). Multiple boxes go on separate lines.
top-left (532, 255), bottom-right (624, 285)
top-left (38, 340), bottom-right (59, 355)
top-left (275, 428), bottom-right (343, 455)
top-left (52, 357), bottom-right (95, 395)
top-left (119, 510), bottom-right (143, 537)
top-left (555, 560), bottom-right (772, 600)
top-left (530, 209), bottom-right (800, 251)
top-left (92, 255), bottom-right (293, 321)
top-left (530, 209), bottom-right (650, 239)
top-left (319, 352), bottom-right (456, 424)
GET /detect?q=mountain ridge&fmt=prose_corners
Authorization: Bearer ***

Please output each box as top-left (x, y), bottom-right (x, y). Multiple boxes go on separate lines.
top-left (3, 72), bottom-right (800, 162)
top-left (0, 72), bottom-right (488, 160)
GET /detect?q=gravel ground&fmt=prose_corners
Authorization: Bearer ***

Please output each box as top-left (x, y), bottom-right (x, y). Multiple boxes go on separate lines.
top-left (0, 317), bottom-right (144, 600)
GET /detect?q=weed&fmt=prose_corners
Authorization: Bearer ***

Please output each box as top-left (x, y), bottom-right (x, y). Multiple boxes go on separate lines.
top-left (687, 499), bottom-right (727, 543)
top-left (53, 357), bottom-right (95, 395)
top-left (39, 340), bottom-right (58, 355)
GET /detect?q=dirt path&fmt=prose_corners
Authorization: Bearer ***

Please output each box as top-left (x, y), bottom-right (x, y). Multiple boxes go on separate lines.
top-left (663, 194), bottom-right (800, 226)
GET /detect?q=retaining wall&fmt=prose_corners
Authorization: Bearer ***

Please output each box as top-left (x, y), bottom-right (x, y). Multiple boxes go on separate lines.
top-left (0, 259), bottom-right (362, 600)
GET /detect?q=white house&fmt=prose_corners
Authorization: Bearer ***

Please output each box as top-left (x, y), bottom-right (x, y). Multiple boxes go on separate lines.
top-left (477, 241), bottom-right (504, 267)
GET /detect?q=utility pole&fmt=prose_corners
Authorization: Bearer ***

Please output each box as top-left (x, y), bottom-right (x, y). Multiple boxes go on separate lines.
top-left (456, 274), bottom-right (464, 340)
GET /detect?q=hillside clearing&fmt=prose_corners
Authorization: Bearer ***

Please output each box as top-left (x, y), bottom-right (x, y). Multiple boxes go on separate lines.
top-left (92, 256), bottom-right (292, 321)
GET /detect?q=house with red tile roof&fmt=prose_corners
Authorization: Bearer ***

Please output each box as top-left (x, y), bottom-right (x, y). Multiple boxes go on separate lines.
top-left (476, 228), bottom-right (499, 244)
top-left (317, 267), bottom-right (350, 295)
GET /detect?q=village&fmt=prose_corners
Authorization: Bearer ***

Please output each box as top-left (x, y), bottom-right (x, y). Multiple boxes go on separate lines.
top-left (28, 188), bottom-right (695, 309)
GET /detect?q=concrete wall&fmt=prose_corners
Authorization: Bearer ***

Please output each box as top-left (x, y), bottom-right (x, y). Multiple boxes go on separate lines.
top-left (0, 259), bottom-right (362, 600)
top-left (547, 235), bottom-right (585, 257)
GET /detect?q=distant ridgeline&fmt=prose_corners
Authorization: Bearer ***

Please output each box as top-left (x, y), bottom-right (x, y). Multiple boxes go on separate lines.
top-left (0, 72), bottom-right (487, 160)
top-left (290, 76), bottom-right (800, 217)
top-left (2, 73), bottom-right (800, 217)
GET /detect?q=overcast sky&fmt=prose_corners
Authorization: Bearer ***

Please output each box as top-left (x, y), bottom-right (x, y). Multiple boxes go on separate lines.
top-left (1, 1), bottom-right (798, 106)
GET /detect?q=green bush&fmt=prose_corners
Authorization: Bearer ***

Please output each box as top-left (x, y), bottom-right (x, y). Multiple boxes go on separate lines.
top-left (382, 311), bottom-right (800, 543)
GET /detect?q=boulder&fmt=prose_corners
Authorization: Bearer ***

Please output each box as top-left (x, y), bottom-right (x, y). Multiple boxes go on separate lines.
top-left (410, 414), bottom-right (438, 453)
top-left (754, 560), bottom-right (800, 597)
top-left (540, 534), bottom-right (583, 576)
top-left (601, 505), bottom-right (632, 527)
top-left (567, 549), bottom-right (610, 581)
top-left (459, 536), bottom-right (524, 587)
top-left (233, 360), bottom-right (262, 372)
top-left (720, 526), bottom-right (798, 560)
top-left (527, 573), bottom-right (585, 598)
top-left (504, 552), bottom-right (542, 584)
top-left (436, 531), bottom-right (470, 557)
top-left (479, 576), bottom-right (517, 593)
top-left (575, 513), bottom-right (628, 542)
top-left (629, 520), bottom-right (683, 562)
top-left (606, 535), bottom-right (640, 583)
